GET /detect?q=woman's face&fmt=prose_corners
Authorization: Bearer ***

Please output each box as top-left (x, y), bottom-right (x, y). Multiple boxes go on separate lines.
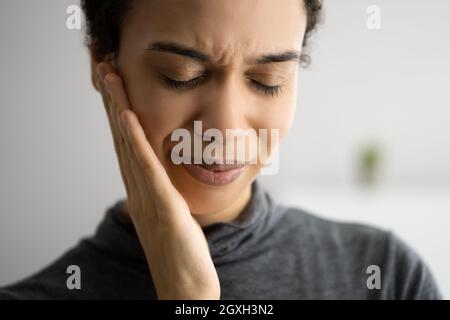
top-left (104, 0), bottom-right (306, 215)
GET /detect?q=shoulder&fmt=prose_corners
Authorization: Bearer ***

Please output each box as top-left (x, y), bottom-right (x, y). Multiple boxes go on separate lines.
top-left (275, 205), bottom-right (442, 299)
top-left (275, 204), bottom-right (392, 251)
top-left (0, 239), bottom-right (107, 300)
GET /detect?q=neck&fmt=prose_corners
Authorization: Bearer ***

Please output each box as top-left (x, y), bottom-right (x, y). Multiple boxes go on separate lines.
top-left (193, 184), bottom-right (252, 228)
top-left (120, 184), bottom-right (252, 228)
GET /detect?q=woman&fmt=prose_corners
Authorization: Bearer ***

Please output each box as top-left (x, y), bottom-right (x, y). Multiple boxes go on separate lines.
top-left (0, 0), bottom-right (441, 299)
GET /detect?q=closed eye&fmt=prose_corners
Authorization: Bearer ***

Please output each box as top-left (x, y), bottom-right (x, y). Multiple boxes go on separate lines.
top-left (160, 74), bottom-right (283, 97)
top-left (161, 75), bottom-right (206, 91)
top-left (248, 79), bottom-right (282, 97)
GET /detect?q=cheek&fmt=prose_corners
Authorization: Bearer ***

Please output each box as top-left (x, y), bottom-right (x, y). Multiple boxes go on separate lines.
top-left (118, 57), bottom-right (196, 137)
top-left (250, 87), bottom-right (297, 163)
top-left (256, 85), bottom-right (297, 144)
top-left (123, 76), bottom-right (199, 160)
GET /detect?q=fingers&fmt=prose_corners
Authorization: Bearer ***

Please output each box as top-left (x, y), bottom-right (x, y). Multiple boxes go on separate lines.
top-left (96, 62), bottom-right (137, 202)
top-left (98, 63), bottom-right (129, 139)
top-left (96, 62), bottom-right (160, 211)
top-left (99, 67), bottom-right (156, 205)
top-left (121, 110), bottom-right (174, 199)
top-left (96, 61), bottom-right (177, 215)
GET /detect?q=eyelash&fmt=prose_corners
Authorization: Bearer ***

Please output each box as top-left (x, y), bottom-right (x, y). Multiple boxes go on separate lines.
top-left (162, 76), bottom-right (206, 91)
top-left (248, 79), bottom-right (282, 97)
top-left (161, 75), bottom-right (282, 97)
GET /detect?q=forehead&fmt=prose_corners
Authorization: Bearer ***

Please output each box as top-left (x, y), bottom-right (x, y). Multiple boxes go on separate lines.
top-left (121, 0), bottom-right (307, 63)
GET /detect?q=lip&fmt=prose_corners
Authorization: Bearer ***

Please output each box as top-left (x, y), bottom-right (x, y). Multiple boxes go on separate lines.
top-left (182, 163), bottom-right (246, 186)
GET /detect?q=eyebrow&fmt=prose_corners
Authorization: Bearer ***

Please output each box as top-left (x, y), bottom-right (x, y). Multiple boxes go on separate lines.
top-left (146, 41), bottom-right (301, 64)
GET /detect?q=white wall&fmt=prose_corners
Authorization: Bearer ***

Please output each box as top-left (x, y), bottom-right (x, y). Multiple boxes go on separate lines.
top-left (0, 0), bottom-right (449, 298)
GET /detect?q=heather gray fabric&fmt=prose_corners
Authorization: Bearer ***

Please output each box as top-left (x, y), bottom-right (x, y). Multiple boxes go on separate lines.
top-left (0, 180), bottom-right (442, 299)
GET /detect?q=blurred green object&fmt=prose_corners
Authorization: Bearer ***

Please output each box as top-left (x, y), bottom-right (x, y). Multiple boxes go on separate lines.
top-left (359, 143), bottom-right (381, 186)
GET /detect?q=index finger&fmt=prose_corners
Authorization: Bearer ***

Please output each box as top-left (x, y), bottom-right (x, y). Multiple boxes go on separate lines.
top-left (99, 64), bottom-right (175, 198)
top-left (97, 62), bottom-right (131, 137)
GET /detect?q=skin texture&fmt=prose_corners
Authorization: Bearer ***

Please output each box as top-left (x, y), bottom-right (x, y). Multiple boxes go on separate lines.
top-left (91, 0), bottom-right (307, 299)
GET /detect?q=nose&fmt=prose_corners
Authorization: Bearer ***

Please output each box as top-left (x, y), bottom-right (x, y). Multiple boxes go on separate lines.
top-left (197, 74), bottom-right (250, 136)
top-left (193, 75), bottom-right (257, 164)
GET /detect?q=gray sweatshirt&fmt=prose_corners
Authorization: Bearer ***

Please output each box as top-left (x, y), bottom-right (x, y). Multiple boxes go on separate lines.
top-left (0, 180), bottom-right (442, 299)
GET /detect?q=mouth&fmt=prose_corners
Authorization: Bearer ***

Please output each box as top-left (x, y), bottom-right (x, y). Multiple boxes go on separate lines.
top-left (182, 162), bottom-right (246, 186)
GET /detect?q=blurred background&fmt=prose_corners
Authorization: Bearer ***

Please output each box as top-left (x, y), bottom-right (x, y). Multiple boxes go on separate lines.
top-left (0, 0), bottom-right (449, 298)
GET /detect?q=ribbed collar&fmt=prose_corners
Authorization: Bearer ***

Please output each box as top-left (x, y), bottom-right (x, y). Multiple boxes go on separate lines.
top-left (90, 179), bottom-right (279, 266)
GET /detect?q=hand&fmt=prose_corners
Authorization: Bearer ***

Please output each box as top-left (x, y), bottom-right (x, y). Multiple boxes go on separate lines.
top-left (96, 62), bottom-right (221, 300)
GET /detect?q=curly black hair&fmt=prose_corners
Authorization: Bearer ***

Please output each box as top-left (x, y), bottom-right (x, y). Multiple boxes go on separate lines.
top-left (81, 0), bottom-right (323, 66)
